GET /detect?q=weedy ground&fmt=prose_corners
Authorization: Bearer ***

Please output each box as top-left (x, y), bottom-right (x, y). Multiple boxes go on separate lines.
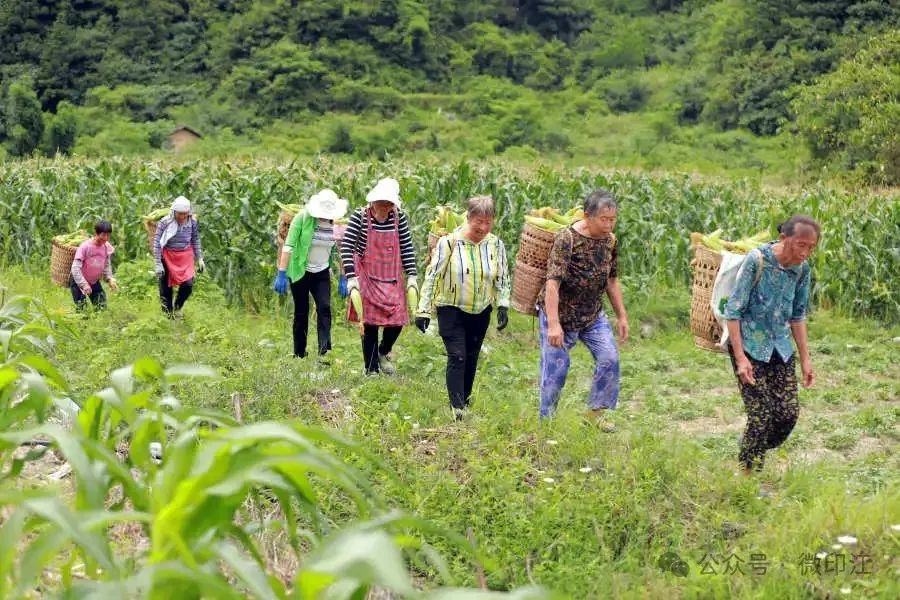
top-left (4, 266), bottom-right (897, 599)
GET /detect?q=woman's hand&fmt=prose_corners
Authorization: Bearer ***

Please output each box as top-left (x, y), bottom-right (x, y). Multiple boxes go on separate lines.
top-left (273, 270), bottom-right (289, 295)
top-left (547, 322), bottom-right (564, 348)
top-left (616, 316), bottom-right (629, 342)
top-left (800, 358), bottom-right (815, 388)
top-left (735, 356), bottom-right (756, 385)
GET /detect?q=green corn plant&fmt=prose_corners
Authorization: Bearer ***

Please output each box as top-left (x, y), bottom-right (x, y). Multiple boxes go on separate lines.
top-left (0, 158), bottom-right (896, 322)
top-left (0, 295), bottom-right (550, 599)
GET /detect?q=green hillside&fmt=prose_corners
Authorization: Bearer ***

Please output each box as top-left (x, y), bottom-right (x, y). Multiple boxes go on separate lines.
top-left (1, 1), bottom-right (898, 184)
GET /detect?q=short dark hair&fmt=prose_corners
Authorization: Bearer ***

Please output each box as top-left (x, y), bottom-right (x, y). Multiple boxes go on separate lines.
top-left (583, 189), bottom-right (617, 216)
top-left (778, 215), bottom-right (820, 240)
top-left (94, 220), bottom-right (112, 234)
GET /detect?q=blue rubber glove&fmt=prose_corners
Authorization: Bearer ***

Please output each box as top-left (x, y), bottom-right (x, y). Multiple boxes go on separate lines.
top-left (273, 270), bottom-right (289, 295)
top-left (338, 274), bottom-right (348, 299)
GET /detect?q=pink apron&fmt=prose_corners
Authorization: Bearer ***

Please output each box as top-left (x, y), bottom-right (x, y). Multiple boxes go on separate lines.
top-left (347, 208), bottom-right (408, 326)
top-left (162, 247), bottom-right (195, 286)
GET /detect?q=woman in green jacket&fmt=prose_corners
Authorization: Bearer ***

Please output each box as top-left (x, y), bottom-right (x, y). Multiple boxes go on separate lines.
top-left (273, 189), bottom-right (348, 358)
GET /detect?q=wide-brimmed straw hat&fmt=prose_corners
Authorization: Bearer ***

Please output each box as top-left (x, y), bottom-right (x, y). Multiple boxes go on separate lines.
top-left (306, 189), bottom-right (349, 220)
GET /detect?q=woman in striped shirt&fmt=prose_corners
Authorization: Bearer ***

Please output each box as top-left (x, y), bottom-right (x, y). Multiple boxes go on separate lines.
top-left (415, 196), bottom-right (511, 419)
top-left (153, 196), bottom-right (205, 319)
top-left (341, 178), bottom-right (418, 375)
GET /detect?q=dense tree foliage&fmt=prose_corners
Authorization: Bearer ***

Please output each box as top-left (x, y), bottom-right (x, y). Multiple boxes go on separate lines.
top-left (0, 0), bottom-right (896, 182)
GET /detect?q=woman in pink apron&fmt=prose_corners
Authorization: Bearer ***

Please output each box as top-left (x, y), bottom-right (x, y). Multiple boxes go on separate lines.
top-left (153, 196), bottom-right (206, 319)
top-left (340, 178), bottom-right (419, 375)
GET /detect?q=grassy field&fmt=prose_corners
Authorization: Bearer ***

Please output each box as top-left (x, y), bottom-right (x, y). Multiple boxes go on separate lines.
top-left (3, 263), bottom-right (897, 598)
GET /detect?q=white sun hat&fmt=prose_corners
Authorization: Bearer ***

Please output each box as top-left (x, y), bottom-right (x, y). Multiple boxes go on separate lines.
top-left (306, 189), bottom-right (349, 220)
top-left (365, 177), bottom-right (401, 208)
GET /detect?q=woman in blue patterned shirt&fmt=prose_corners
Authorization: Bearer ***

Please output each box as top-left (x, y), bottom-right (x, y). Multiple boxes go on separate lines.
top-left (723, 214), bottom-right (820, 474)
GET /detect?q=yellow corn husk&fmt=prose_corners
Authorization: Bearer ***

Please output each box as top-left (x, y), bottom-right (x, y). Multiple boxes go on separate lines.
top-left (350, 288), bottom-right (363, 321)
top-left (567, 208), bottom-right (584, 220)
top-left (748, 229), bottom-right (771, 243)
top-left (406, 286), bottom-right (418, 318)
top-left (275, 202), bottom-right (303, 216)
top-left (701, 229), bottom-right (725, 251)
top-left (142, 207), bottom-right (171, 221)
top-left (53, 231), bottom-right (90, 247)
top-left (549, 212), bottom-right (573, 225)
top-left (729, 240), bottom-right (759, 253)
top-left (525, 215), bottom-right (565, 232)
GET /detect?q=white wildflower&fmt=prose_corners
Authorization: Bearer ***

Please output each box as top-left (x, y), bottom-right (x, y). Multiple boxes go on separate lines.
top-left (543, 477), bottom-right (555, 484)
top-left (579, 467), bottom-right (592, 473)
top-left (836, 535), bottom-right (857, 545)
top-left (545, 439), bottom-right (558, 446)
top-left (815, 551), bottom-right (828, 560)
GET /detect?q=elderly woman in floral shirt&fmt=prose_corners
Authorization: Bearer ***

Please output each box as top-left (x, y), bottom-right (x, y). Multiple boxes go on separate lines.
top-left (724, 214), bottom-right (820, 475)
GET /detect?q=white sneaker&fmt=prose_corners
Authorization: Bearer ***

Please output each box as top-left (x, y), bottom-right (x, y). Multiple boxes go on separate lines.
top-left (378, 353), bottom-right (396, 375)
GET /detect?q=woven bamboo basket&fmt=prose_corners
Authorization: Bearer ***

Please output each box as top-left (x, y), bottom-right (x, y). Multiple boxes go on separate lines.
top-left (516, 223), bottom-right (557, 270)
top-left (511, 260), bottom-right (546, 316)
top-left (143, 219), bottom-right (159, 254)
top-left (690, 243), bottom-right (725, 352)
top-left (275, 210), bottom-right (297, 259)
top-left (50, 240), bottom-right (78, 287)
top-left (424, 232), bottom-right (442, 267)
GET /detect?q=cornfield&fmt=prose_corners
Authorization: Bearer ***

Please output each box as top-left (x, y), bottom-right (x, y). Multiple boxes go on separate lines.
top-left (1, 157), bottom-right (897, 322)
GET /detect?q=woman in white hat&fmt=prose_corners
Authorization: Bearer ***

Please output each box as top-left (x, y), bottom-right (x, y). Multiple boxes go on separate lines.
top-left (273, 189), bottom-right (349, 359)
top-left (153, 195), bottom-right (205, 319)
top-left (340, 177), bottom-right (418, 375)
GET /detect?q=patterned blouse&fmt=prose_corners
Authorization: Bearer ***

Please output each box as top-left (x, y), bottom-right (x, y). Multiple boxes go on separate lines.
top-left (723, 243), bottom-right (811, 362)
top-left (538, 226), bottom-right (618, 331)
top-left (417, 229), bottom-right (511, 316)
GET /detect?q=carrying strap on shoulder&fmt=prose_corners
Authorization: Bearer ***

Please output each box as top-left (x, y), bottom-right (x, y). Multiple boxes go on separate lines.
top-left (752, 250), bottom-right (763, 288)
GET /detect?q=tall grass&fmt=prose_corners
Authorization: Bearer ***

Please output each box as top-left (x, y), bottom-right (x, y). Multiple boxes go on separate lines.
top-left (0, 157), bottom-right (896, 321)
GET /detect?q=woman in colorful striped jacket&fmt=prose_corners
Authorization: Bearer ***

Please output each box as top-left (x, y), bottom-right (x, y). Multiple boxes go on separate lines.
top-left (415, 196), bottom-right (511, 419)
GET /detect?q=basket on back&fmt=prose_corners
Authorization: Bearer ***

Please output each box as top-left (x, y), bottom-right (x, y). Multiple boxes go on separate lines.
top-left (276, 210), bottom-right (295, 258)
top-left (690, 243), bottom-right (725, 352)
top-left (143, 219), bottom-right (159, 254)
top-left (50, 240), bottom-right (79, 287)
top-left (511, 223), bottom-right (557, 315)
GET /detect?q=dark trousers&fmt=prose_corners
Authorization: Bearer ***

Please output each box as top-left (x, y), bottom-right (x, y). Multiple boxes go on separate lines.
top-left (437, 305), bottom-right (492, 409)
top-left (290, 268), bottom-right (332, 358)
top-left (69, 277), bottom-right (106, 311)
top-left (362, 325), bottom-right (403, 373)
top-left (159, 264), bottom-right (193, 314)
top-left (728, 346), bottom-right (799, 470)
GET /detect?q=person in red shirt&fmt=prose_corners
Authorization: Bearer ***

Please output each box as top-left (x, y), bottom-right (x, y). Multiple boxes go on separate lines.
top-left (70, 220), bottom-right (118, 311)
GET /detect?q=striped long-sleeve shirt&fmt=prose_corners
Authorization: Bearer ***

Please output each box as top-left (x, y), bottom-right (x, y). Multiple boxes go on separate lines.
top-left (153, 215), bottom-right (202, 270)
top-left (416, 229), bottom-right (510, 316)
top-left (340, 207), bottom-right (417, 278)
